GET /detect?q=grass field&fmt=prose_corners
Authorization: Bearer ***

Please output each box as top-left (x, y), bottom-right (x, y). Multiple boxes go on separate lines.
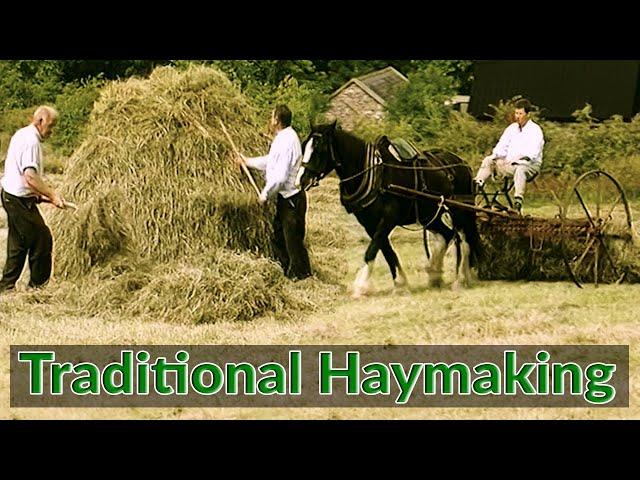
top-left (1, 177), bottom-right (639, 419)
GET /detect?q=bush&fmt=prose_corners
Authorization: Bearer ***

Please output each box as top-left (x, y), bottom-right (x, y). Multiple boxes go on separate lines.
top-left (386, 64), bottom-right (458, 142)
top-left (361, 93), bottom-right (640, 201)
top-left (42, 144), bottom-right (66, 175)
top-left (432, 111), bottom-right (503, 164)
top-left (0, 106), bottom-right (33, 133)
top-left (350, 117), bottom-right (420, 144)
top-left (0, 61), bottom-right (64, 111)
top-left (541, 108), bottom-right (640, 177)
top-left (0, 107), bottom-right (36, 163)
top-left (51, 77), bottom-right (104, 156)
top-left (245, 75), bottom-right (329, 139)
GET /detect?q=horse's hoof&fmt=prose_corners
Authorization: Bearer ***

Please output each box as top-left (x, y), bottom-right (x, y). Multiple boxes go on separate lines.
top-left (452, 280), bottom-right (471, 291)
top-left (351, 284), bottom-right (370, 299)
top-left (394, 277), bottom-right (408, 289)
top-left (393, 286), bottom-right (411, 296)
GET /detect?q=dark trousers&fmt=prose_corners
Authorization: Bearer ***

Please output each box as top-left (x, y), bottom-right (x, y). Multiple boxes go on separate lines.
top-left (0, 189), bottom-right (53, 291)
top-left (273, 191), bottom-right (312, 280)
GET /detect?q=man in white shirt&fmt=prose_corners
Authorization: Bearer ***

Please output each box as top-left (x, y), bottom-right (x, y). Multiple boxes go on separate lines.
top-left (474, 98), bottom-right (545, 213)
top-left (0, 105), bottom-right (66, 293)
top-left (237, 105), bottom-right (312, 280)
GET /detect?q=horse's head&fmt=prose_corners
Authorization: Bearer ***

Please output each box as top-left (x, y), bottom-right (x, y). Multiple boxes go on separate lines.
top-left (296, 121), bottom-right (338, 191)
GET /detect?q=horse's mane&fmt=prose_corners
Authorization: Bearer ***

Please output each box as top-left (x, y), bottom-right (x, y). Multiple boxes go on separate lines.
top-left (332, 127), bottom-right (367, 159)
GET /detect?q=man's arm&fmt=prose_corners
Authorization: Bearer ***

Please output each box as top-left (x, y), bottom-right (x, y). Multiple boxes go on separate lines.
top-left (492, 124), bottom-right (513, 158)
top-left (23, 168), bottom-right (65, 208)
top-left (244, 155), bottom-right (269, 171)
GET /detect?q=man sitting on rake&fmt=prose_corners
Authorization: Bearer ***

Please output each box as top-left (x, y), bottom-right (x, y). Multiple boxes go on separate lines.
top-left (474, 98), bottom-right (545, 214)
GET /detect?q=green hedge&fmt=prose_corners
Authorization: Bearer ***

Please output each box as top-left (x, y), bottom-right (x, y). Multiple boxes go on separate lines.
top-left (50, 77), bottom-right (104, 156)
top-left (1, 79), bottom-right (103, 171)
top-left (353, 101), bottom-right (640, 200)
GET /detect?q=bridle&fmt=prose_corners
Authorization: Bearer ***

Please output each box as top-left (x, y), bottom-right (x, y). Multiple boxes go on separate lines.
top-left (300, 131), bottom-right (340, 190)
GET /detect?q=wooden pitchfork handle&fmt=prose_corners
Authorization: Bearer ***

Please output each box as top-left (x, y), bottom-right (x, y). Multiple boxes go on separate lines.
top-left (218, 119), bottom-right (261, 198)
top-left (38, 196), bottom-right (78, 210)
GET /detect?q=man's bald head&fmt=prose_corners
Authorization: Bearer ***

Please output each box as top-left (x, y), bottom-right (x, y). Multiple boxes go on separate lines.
top-left (32, 105), bottom-right (58, 139)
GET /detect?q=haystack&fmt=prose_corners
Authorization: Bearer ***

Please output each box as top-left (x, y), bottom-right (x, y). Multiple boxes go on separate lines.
top-left (47, 65), bottom-right (340, 323)
top-left (50, 65), bottom-right (274, 275)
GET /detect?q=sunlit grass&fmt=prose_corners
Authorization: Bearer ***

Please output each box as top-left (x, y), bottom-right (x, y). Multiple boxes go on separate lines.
top-left (2, 178), bottom-right (640, 419)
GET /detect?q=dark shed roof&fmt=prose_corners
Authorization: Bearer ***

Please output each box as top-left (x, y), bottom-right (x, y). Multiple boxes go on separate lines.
top-left (469, 60), bottom-right (640, 120)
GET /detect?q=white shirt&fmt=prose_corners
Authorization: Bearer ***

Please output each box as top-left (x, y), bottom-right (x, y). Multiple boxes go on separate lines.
top-left (1, 124), bottom-right (43, 197)
top-left (245, 126), bottom-right (302, 200)
top-left (492, 119), bottom-right (545, 165)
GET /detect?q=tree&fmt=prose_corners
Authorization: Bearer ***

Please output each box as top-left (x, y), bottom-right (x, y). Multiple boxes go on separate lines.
top-left (58, 60), bottom-right (168, 82)
top-left (386, 64), bottom-right (460, 140)
top-left (0, 60), bottom-right (64, 111)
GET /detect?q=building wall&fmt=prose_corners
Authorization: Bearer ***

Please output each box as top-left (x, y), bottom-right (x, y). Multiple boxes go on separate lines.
top-left (325, 84), bottom-right (385, 130)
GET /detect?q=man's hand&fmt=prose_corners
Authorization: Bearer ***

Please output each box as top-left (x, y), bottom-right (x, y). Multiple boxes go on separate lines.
top-left (36, 194), bottom-right (64, 208)
top-left (235, 154), bottom-right (246, 166)
top-left (258, 193), bottom-right (268, 205)
top-left (51, 193), bottom-right (66, 209)
top-left (511, 156), bottom-right (532, 166)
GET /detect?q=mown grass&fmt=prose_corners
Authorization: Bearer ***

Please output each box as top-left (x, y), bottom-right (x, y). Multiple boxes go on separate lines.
top-left (1, 177), bottom-right (639, 419)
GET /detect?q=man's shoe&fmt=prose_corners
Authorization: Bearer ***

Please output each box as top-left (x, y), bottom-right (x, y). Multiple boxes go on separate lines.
top-left (514, 197), bottom-right (523, 215)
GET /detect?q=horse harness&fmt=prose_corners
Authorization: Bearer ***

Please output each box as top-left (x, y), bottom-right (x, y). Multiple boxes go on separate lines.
top-left (339, 136), bottom-right (464, 231)
top-left (339, 143), bottom-right (384, 214)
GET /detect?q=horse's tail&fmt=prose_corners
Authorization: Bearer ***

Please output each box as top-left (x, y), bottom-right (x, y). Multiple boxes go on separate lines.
top-left (461, 211), bottom-right (482, 268)
top-left (442, 151), bottom-right (482, 267)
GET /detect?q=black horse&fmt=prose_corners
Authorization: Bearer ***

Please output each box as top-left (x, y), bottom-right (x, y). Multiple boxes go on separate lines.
top-left (296, 122), bottom-right (481, 296)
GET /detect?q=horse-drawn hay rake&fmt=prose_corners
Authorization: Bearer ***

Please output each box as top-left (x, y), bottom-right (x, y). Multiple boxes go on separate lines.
top-left (297, 123), bottom-right (637, 291)
top-left (387, 169), bottom-right (636, 288)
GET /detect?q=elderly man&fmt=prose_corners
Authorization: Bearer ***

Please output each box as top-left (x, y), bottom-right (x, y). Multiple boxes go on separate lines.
top-left (474, 98), bottom-right (545, 214)
top-left (0, 105), bottom-right (66, 293)
top-left (237, 104), bottom-right (312, 281)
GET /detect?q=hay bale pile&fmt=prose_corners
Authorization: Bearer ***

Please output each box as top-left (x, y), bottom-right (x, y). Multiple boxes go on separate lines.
top-left (48, 65), bottom-right (340, 323)
top-left (477, 214), bottom-right (640, 282)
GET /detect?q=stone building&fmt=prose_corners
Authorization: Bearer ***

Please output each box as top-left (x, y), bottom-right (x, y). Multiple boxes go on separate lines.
top-left (326, 66), bottom-right (408, 129)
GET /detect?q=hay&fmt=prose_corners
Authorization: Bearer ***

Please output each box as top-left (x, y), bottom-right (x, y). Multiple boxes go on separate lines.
top-left (50, 65), bottom-right (276, 277)
top-left (123, 251), bottom-right (314, 324)
top-left (53, 187), bottom-right (135, 275)
top-left (305, 177), bottom-right (352, 283)
top-left (477, 215), bottom-right (640, 283)
top-left (46, 65), bottom-right (341, 322)
top-left (49, 251), bottom-right (326, 324)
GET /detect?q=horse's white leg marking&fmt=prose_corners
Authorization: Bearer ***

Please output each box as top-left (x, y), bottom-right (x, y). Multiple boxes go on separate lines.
top-left (452, 231), bottom-right (472, 291)
top-left (353, 260), bottom-right (375, 298)
top-left (395, 264), bottom-right (408, 288)
top-left (426, 232), bottom-right (447, 288)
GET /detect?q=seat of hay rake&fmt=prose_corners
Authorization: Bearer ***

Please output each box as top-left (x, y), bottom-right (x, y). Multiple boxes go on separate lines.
top-left (477, 172), bottom-right (539, 212)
